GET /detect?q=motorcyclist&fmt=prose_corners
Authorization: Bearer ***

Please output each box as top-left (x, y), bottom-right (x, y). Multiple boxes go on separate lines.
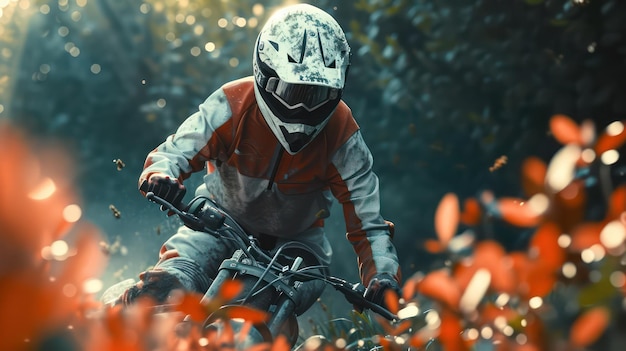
top-left (117, 3), bottom-right (401, 313)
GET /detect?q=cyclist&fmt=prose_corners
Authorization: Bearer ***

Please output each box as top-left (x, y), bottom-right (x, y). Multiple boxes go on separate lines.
top-left (117, 3), bottom-right (401, 312)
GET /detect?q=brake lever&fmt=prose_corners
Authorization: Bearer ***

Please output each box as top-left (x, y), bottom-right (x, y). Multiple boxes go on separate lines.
top-left (145, 192), bottom-right (207, 232)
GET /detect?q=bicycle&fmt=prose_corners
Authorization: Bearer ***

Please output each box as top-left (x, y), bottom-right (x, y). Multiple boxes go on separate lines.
top-left (103, 189), bottom-right (399, 350)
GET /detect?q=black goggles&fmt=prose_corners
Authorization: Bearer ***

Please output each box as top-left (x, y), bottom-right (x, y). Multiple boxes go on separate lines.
top-left (265, 77), bottom-right (339, 112)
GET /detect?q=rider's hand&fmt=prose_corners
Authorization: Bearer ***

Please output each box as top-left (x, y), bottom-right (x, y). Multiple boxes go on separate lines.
top-left (142, 174), bottom-right (186, 212)
top-left (363, 273), bottom-right (401, 311)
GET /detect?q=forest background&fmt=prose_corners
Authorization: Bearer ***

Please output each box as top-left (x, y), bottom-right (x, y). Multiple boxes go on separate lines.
top-left (1, 0), bottom-right (626, 349)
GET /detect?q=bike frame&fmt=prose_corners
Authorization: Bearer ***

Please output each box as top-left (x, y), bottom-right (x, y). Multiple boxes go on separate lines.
top-left (143, 192), bottom-right (398, 347)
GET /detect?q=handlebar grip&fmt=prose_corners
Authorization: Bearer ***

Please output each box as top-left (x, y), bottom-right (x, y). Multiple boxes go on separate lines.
top-left (139, 180), bottom-right (150, 193)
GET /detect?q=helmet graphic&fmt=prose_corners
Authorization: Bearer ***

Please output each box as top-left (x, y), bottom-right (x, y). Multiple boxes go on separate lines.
top-left (253, 4), bottom-right (351, 154)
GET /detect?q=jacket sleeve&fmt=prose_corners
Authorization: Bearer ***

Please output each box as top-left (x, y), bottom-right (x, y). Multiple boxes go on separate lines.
top-left (139, 89), bottom-right (232, 187)
top-left (329, 130), bottom-right (401, 286)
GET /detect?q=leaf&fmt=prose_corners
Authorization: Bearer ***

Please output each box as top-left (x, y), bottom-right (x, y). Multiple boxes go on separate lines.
top-left (416, 269), bottom-right (461, 310)
top-left (225, 305), bottom-right (268, 324)
top-left (529, 222), bottom-right (565, 271)
top-left (383, 288), bottom-right (399, 314)
top-left (409, 333), bottom-right (426, 349)
top-left (246, 342), bottom-right (272, 351)
top-left (545, 144), bottom-right (582, 194)
top-left (509, 252), bottom-right (532, 298)
top-left (459, 269), bottom-right (491, 313)
top-left (58, 223), bottom-right (108, 287)
top-left (401, 275), bottom-right (420, 301)
top-left (173, 292), bottom-right (208, 322)
top-left (570, 222), bottom-right (603, 251)
top-left (525, 260), bottom-right (556, 298)
top-left (550, 114), bottom-right (583, 145)
top-left (462, 241), bottom-right (516, 294)
top-left (438, 310), bottom-right (469, 351)
top-left (510, 251), bottom-right (555, 299)
top-left (424, 238), bottom-right (444, 253)
top-left (459, 197), bottom-right (482, 226)
top-left (271, 335), bottom-right (291, 351)
top-left (606, 185), bottom-right (626, 221)
top-left (521, 157), bottom-right (547, 196)
top-left (497, 197), bottom-right (542, 227)
top-left (434, 193), bottom-right (460, 245)
top-left (594, 120), bottom-right (626, 155)
top-left (219, 279), bottom-right (243, 301)
top-left (570, 307), bottom-right (610, 348)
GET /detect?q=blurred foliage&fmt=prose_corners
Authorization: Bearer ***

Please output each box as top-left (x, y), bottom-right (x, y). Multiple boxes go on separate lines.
top-left (333, 0), bottom-right (626, 271)
top-left (2, 0), bottom-right (626, 342)
top-left (7, 0), bottom-right (287, 185)
top-left (3, 114), bottom-right (626, 351)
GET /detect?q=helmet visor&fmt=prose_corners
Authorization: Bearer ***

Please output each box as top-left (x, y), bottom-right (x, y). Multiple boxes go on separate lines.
top-left (266, 77), bottom-right (338, 113)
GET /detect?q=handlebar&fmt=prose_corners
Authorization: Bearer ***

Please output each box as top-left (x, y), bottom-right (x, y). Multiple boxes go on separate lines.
top-left (146, 192), bottom-right (208, 231)
top-left (326, 277), bottom-right (398, 321)
top-left (143, 190), bottom-right (399, 321)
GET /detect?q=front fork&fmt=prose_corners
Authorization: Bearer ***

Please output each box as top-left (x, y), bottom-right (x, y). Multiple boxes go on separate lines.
top-left (201, 249), bottom-right (300, 346)
top-left (201, 249), bottom-right (247, 304)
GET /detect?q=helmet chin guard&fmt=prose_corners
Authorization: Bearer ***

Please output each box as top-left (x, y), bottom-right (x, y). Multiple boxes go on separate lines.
top-left (252, 4), bottom-right (350, 154)
top-left (255, 84), bottom-right (331, 155)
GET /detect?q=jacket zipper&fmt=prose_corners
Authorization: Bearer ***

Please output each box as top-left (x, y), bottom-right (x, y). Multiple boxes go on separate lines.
top-left (267, 143), bottom-right (284, 190)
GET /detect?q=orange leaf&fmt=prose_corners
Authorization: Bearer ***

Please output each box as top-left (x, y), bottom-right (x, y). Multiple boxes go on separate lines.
top-left (510, 252), bottom-right (532, 298)
top-left (58, 223), bottom-right (108, 286)
top-left (570, 222), bottom-right (603, 251)
top-left (594, 120), bottom-right (626, 155)
top-left (510, 252), bottom-right (556, 300)
top-left (459, 197), bottom-right (482, 226)
top-left (271, 335), bottom-right (291, 351)
top-left (409, 333), bottom-right (426, 349)
top-left (174, 292), bottom-right (208, 322)
top-left (416, 269), bottom-right (461, 310)
top-left (424, 239), bottom-right (444, 253)
top-left (435, 193), bottom-right (460, 245)
top-left (497, 197), bottom-right (541, 227)
top-left (512, 344), bottom-right (542, 351)
top-left (521, 157), bottom-right (547, 196)
top-left (570, 307), bottom-right (611, 348)
top-left (219, 279), bottom-right (243, 301)
top-left (384, 288), bottom-right (399, 314)
top-left (550, 114), bottom-right (583, 145)
top-left (522, 312), bottom-right (547, 346)
top-left (439, 310), bottom-right (470, 351)
top-left (455, 241), bottom-right (515, 294)
top-left (529, 222), bottom-right (565, 271)
top-left (225, 305), bottom-right (268, 324)
top-left (555, 180), bottom-right (587, 209)
top-left (246, 342), bottom-right (272, 351)
top-left (526, 260), bottom-right (556, 298)
top-left (401, 275), bottom-right (419, 301)
top-left (606, 185), bottom-right (626, 221)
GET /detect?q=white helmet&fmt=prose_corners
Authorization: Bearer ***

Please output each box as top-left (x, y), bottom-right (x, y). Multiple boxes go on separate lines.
top-left (253, 4), bottom-right (351, 154)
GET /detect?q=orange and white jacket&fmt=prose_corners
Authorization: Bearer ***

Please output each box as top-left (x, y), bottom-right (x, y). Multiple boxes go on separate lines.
top-left (140, 77), bottom-right (400, 286)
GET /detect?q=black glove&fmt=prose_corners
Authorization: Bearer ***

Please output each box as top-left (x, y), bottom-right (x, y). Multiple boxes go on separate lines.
top-left (363, 273), bottom-right (401, 310)
top-left (142, 175), bottom-right (186, 210)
